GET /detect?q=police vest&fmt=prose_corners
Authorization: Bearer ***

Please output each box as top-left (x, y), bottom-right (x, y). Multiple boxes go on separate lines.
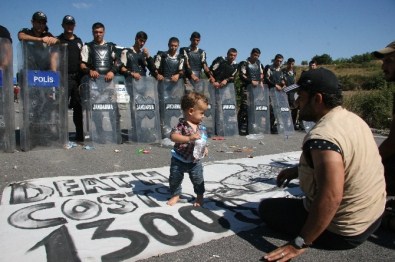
top-left (282, 69), bottom-right (296, 85)
top-left (267, 65), bottom-right (284, 86)
top-left (87, 42), bottom-right (115, 75)
top-left (247, 60), bottom-right (262, 81)
top-left (158, 52), bottom-right (181, 78)
top-left (125, 48), bottom-right (147, 75)
top-left (212, 57), bottom-right (236, 82)
top-left (183, 47), bottom-right (204, 72)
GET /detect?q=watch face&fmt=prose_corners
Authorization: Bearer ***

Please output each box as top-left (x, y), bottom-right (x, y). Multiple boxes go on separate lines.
top-left (295, 236), bottom-right (305, 248)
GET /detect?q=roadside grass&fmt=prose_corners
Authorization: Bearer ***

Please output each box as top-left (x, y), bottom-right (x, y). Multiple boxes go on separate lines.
top-left (343, 88), bottom-right (394, 129)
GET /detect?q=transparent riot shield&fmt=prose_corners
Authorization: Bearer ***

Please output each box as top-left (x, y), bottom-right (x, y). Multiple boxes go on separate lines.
top-left (248, 83), bottom-right (270, 134)
top-left (158, 79), bottom-right (184, 138)
top-left (113, 75), bottom-right (131, 141)
top-left (18, 42), bottom-right (68, 151)
top-left (269, 89), bottom-right (295, 136)
top-left (114, 75), bottom-right (129, 104)
top-left (81, 75), bottom-right (121, 145)
top-left (214, 83), bottom-right (238, 136)
top-left (0, 37), bottom-right (15, 152)
top-left (190, 79), bottom-right (215, 137)
top-left (126, 76), bottom-right (161, 143)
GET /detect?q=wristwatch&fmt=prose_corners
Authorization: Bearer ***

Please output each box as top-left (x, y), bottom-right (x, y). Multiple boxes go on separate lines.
top-left (292, 236), bottom-right (311, 249)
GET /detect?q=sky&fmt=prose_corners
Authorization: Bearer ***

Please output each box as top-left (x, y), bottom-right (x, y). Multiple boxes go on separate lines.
top-left (1, 0), bottom-right (395, 72)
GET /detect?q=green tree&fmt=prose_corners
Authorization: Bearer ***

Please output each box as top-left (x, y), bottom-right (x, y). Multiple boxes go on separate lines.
top-left (350, 52), bottom-right (374, 64)
top-left (312, 54), bottom-right (333, 65)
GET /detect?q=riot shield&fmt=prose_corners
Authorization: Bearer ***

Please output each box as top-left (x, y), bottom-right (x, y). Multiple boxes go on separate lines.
top-left (18, 42), bottom-right (68, 151)
top-left (114, 75), bottom-right (129, 104)
top-left (214, 83), bottom-right (238, 136)
top-left (248, 83), bottom-right (270, 134)
top-left (0, 37), bottom-right (15, 152)
top-left (81, 75), bottom-right (121, 145)
top-left (113, 75), bottom-right (131, 141)
top-left (158, 79), bottom-right (184, 138)
top-left (269, 88), bottom-right (295, 136)
top-left (126, 76), bottom-right (161, 143)
top-left (190, 79), bottom-right (215, 136)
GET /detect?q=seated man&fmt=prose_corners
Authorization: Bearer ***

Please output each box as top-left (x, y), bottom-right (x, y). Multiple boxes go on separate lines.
top-left (373, 40), bottom-right (395, 195)
top-left (259, 68), bottom-right (386, 261)
top-left (372, 40), bottom-right (395, 232)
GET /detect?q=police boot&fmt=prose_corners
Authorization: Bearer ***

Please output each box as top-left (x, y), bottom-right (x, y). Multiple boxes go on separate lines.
top-left (238, 111), bottom-right (248, 136)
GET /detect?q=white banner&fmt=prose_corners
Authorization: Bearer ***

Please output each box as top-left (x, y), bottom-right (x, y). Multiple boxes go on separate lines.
top-left (0, 152), bottom-right (302, 262)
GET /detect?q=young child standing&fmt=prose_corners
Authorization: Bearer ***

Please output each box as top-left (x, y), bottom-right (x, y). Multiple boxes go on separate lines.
top-left (167, 91), bottom-right (209, 207)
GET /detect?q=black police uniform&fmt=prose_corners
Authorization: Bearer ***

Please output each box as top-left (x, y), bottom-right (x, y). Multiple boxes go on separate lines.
top-left (58, 32), bottom-right (84, 141)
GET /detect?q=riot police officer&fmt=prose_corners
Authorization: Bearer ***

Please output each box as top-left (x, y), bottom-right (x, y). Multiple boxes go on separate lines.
top-left (120, 31), bottom-right (155, 80)
top-left (152, 37), bottom-right (184, 82)
top-left (80, 22), bottom-right (120, 143)
top-left (238, 48), bottom-right (264, 135)
top-left (18, 11), bottom-right (59, 70)
top-left (264, 54), bottom-right (286, 134)
top-left (180, 32), bottom-right (210, 90)
top-left (208, 48), bottom-right (238, 136)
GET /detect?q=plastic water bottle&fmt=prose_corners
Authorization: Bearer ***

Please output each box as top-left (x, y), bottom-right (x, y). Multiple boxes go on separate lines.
top-left (193, 125), bottom-right (208, 160)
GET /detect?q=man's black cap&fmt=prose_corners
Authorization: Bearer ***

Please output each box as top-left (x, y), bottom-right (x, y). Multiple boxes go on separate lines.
top-left (296, 68), bottom-right (341, 94)
top-left (32, 11), bottom-right (47, 22)
top-left (62, 15), bottom-right (75, 25)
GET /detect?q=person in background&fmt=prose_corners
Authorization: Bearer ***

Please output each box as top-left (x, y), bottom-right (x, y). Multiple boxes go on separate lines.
top-left (81, 22), bottom-right (119, 82)
top-left (18, 11), bottom-right (58, 46)
top-left (58, 15), bottom-right (84, 143)
top-left (283, 58), bottom-right (298, 129)
top-left (18, 11), bottom-right (59, 70)
top-left (0, 25), bottom-right (11, 42)
top-left (80, 22), bottom-right (120, 143)
top-left (238, 48), bottom-right (264, 135)
top-left (152, 37), bottom-right (184, 82)
top-left (208, 48), bottom-right (238, 88)
top-left (180, 32), bottom-right (210, 90)
top-left (309, 59), bottom-right (318, 70)
top-left (120, 31), bottom-right (155, 80)
top-left (208, 48), bottom-right (238, 135)
top-left (0, 25), bottom-right (12, 68)
top-left (259, 68), bottom-right (386, 261)
top-left (13, 85), bottom-right (20, 103)
top-left (264, 54), bottom-right (286, 134)
top-left (167, 92), bottom-right (209, 207)
top-left (372, 40), bottom-right (395, 231)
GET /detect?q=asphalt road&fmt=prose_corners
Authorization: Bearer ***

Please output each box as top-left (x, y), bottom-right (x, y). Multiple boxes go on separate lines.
top-left (1, 107), bottom-right (394, 261)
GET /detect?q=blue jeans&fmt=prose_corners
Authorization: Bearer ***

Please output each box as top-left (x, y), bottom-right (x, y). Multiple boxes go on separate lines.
top-left (169, 157), bottom-right (205, 197)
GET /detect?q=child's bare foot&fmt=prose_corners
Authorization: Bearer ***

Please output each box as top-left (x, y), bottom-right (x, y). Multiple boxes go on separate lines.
top-left (194, 195), bottom-right (204, 207)
top-left (167, 195), bottom-right (180, 206)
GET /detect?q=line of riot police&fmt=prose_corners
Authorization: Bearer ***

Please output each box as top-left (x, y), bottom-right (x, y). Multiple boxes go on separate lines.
top-left (0, 12), bottom-right (303, 152)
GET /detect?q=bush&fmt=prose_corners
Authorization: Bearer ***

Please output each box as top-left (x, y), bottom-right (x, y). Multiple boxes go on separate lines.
top-left (361, 73), bottom-right (386, 90)
top-left (337, 72), bottom-right (386, 91)
top-left (343, 88), bottom-right (394, 129)
top-left (338, 75), bottom-right (360, 91)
